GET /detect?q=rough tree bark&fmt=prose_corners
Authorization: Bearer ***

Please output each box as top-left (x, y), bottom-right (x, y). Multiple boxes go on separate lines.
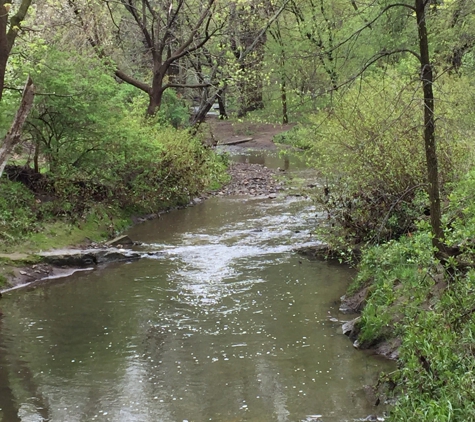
top-left (415, 0), bottom-right (444, 252)
top-left (0, 76), bottom-right (35, 177)
top-left (0, 0), bottom-right (33, 101)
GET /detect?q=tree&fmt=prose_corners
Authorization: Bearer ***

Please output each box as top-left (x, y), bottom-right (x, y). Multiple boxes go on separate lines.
top-left (414, 0), bottom-right (443, 252)
top-left (0, 0), bottom-right (34, 176)
top-left (0, 0), bottom-right (32, 101)
top-left (191, 0), bottom-right (291, 124)
top-left (100, 0), bottom-right (226, 116)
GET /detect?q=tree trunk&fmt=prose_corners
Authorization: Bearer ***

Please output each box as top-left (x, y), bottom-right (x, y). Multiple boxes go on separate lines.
top-left (217, 92), bottom-right (227, 119)
top-left (0, 0), bottom-right (32, 101)
top-left (280, 47), bottom-right (288, 124)
top-left (281, 76), bottom-right (288, 124)
top-left (192, 87), bottom-right (227, 125)
top-left (146, 68), bottom-right (166, 116)
top-left (0, 2), bottom-right (9, 101)
top-left (415, 0), bottom-right (444, 252)
top-left (0, 76), bottom-right (35, 177)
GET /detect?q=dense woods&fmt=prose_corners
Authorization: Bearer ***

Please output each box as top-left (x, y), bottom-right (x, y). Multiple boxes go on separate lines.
top-left (2, 0), bottom-right (475, 419)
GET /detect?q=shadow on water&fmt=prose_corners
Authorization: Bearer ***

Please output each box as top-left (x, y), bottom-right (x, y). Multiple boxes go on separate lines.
top-left (0, 314), bottom-right (21, 422)
top-left (0, 313), bottom-right (51, 422)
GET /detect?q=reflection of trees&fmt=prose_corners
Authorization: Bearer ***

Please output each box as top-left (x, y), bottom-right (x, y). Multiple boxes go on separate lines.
top-left (0, 272), bottom-right (143, 420)
top-left (0, 315), bottom-right (21, 422)
top-left (255, 359), bottom-right (290, 422)
top-left (0, 312), bottom-right (50, 422)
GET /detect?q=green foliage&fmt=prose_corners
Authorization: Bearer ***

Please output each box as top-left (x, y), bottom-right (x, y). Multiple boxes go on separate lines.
top-left (157, 89), bottom-right (190, 128)
top-left (354, 170), bottom-right (475, 420)
top-left (0, 179), bottom-right (38, 241)
top-left (23, 47), bottom-right (132, 173)
top-left (0, 45), bottom-right (229, 248)
top-left (277, 71), bottom-right (474, 249)
top-left (352, 227), bottom-right (434, 346)
top-left (445, 169), bottom-right (475, 256)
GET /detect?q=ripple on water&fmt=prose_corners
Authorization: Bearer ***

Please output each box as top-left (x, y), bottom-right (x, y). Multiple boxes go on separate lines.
top-left (0, 194), bottom-right (394, 422)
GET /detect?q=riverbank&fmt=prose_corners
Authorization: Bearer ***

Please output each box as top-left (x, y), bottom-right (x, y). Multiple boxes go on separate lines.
top-left (0, 162), bottom-right (288, 293)
top-left (0, 120), bottom-right (294, 293)
top-left (333, 169), bottom-right (475, 420)
top-left (0, 181), bottom-right (390, 422)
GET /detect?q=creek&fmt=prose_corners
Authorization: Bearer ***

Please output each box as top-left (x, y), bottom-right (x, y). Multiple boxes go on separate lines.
top-left (0, 150), bottom-right (393, 422)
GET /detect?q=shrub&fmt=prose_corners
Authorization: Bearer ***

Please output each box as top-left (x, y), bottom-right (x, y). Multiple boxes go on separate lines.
top-left (0, 180), bottom-right (39, 241)
top-left (286, 71), bottom-right (474, 250)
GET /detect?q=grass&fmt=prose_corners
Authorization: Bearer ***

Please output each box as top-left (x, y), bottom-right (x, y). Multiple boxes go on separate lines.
top-left (352, 218), bottom-right (475, 420)
top-left (0, 204), bottom-right (133, 254)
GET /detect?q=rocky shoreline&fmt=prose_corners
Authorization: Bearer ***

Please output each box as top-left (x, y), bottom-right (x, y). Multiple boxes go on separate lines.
top-left (210, 162), bottom-right (284, 197)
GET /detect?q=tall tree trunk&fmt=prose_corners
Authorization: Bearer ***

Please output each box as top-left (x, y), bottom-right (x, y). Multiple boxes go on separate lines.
top-left (217, 92), bottom-right (227, 119)
top-left (280, 46), bottom-right (288, 124)
top-left (415, 0), bottom-right (444, 252)
top-left (0, 0), bottom-right (32, 101)
top-left (281, 76), bottom-right (288, 124)
top-left (147, 67), bottom-right (166, 116)
top-left (0, 2), bottom-right (8, 101)
top-left (0, 76), bottom-right (35, 177)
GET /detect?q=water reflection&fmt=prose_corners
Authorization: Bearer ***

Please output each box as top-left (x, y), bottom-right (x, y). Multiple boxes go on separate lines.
top-left (0, 196), bottom-right (393, 422)
top-left (218, 149), bottom-right (301, 171)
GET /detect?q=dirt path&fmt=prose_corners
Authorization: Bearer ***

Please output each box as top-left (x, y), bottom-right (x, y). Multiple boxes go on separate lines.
top-left (206, 116), bottom-right (294, 149)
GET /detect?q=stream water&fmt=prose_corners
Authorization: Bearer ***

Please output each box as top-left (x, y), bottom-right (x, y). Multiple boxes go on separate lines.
top-left (0, 150), bottom-right (393, 422)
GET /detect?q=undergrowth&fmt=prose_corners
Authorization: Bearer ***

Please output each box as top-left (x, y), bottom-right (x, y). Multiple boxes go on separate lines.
top-left (353, 169), bottom-right (475, 421)
top-left (0, 45), bottom-right (230, 252)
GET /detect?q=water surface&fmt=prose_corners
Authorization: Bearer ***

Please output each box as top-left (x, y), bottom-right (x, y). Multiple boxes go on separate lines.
top-left (0, 168), bottom-right (392, 422)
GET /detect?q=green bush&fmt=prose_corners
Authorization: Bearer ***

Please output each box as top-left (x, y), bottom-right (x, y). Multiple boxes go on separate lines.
top-left (1, 45), bottom-right (229, 247)
top-left (0, 180), bottom-right (39, 241)
top-left (288, 71), bottom-right (474, 249)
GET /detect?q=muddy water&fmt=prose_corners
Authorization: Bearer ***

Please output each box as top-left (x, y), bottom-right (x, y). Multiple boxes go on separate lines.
top-left (0, 154), bottom-right (392, 422)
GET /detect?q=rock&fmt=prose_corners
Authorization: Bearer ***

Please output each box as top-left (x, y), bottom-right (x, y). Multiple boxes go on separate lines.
top-left (105, 235), bottom-right (134, 247)
top-left (295, 244), bottom-right (333, 260)
top-left (268, 193), bottom-right (277, 199)
top-left (342, 317), bottom-right (361, 341)
top-left (145, 251), bottom-right (165, 258)
top-left (213, 162), bottom-right (283, 197)
top-left (41, 253), bottom-right (97, 267)
top-left (340, 287), bottom-right (370, 313)
top-left (98, 251), bottom-right (141, 263)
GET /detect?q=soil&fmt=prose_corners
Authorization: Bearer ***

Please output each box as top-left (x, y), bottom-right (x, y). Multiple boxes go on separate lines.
top-left (206, 116), bottom-right (295, 149)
